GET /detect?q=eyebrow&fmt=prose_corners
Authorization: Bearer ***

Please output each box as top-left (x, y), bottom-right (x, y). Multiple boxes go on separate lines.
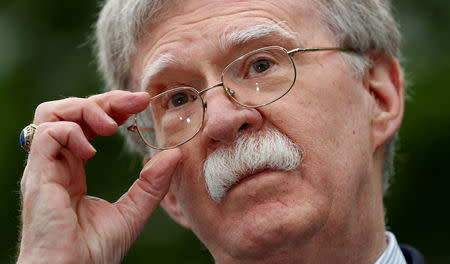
top-left (140, 22), bottom-right (298, 92)
top-left (140, 53), bottom-right (180, 92)
top-left (219, 22), bottom-right (298, 52)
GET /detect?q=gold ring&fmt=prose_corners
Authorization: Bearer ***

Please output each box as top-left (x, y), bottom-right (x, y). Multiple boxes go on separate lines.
top-left (20, 124), bottom-right (37, 152)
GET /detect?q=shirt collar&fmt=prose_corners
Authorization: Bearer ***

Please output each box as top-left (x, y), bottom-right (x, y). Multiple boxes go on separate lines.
top-left (374, 231), bottom-right (407, 264)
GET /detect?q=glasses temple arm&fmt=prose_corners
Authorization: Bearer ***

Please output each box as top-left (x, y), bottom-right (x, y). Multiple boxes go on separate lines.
top-left (127, 125), bottom-right (155, 132)
top-left (287, 47), bottom-right (358, 56)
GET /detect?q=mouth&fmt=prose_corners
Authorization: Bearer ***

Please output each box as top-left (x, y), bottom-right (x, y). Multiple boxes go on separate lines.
top-left (228, 168), bottom-right (273, 192)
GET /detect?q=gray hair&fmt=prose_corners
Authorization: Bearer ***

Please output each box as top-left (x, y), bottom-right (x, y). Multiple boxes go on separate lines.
top-left (95, 0), bottom-right (403, 193)
top-left (315, 0), bottom-right (402, 193)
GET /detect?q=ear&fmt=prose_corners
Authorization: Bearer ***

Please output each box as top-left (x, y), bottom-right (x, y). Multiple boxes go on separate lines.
top-left (366, 53), bottom-right (405, 151)
top-left (160, 189), bottom-right (191, 229)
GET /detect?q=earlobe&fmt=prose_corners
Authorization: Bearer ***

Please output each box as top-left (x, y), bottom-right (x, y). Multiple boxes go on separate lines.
top-left (160, 189), bottom-right (191, 229)
top-left (367, 54), bottom-right (405, 150)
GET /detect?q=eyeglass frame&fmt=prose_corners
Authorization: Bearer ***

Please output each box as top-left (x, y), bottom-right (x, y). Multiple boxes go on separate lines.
top-left (128, 45), bottom-right (355, 150)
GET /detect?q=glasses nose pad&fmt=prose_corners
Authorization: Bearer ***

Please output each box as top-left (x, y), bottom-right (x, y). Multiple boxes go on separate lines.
top-left (225, 87), bottom-right (236, 99)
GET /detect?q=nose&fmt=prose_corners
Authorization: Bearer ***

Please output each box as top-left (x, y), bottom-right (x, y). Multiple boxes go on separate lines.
top-left (200, 87), bottom-right (263, 147)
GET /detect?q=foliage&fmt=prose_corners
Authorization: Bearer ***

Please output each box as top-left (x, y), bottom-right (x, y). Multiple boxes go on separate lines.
top-left (0, 0), bottom-right (449, 263)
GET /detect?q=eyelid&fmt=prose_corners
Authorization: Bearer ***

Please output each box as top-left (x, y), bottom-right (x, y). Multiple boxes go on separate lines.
top-left (148, 82), bottom-right (198, 97)
top-left (240, 53), bottom-right (278, 78)
top-left (157, 87), bottom-right (199, 111)
top-left (167, 92), bottom-right (188, 109)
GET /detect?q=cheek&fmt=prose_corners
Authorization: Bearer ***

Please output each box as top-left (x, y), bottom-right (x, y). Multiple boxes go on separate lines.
top-left (171, 140), bottom-right (224, 228)
top-left (274, 58), bottom-right (370, 151)
top-left (264, 64), bottom-right (373, 196)
top-left (172, 142), bottom-right (207, 202)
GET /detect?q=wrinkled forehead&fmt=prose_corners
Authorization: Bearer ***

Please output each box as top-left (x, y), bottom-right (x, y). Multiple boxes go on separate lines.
top-left (132, 0), bottom-right (323, 90)
top-left (139, 23), bottom-right (300, 91)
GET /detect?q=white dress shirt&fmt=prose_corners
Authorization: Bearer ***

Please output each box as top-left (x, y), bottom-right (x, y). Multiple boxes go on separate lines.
top-left (374, 231), bottom-right (407, 264)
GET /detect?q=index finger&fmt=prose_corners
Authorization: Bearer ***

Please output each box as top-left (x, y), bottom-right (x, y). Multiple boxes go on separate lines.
top-left (91, 90), bottom-right (151, 124)
top-left (33, 90), bottom-right (150, 136)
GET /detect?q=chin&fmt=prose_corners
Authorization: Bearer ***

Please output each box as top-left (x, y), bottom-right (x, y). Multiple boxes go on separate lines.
top-left (219, 189), bottom-right (329, 261)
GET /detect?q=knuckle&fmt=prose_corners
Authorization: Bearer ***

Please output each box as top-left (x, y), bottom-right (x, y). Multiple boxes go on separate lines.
top-left (35, 101), bottom-right (50, 112)
top-left (34, 97), bottom-right (85, 123)
top-left (34, 102), bottom-right (53, 120)
top-left (34, 122), bottom-right (50, 134)
top-left (108, 89), bottom-right (126, 96)
top-left (32, 123), bottom-right (52, 143)
top-left (136, 177), bottom-right (162, 201)
top-left (64, 121), bottom-right (82, 134)
top-left (84, 99), bottom-right (98, 111)
top-left (63, 97), bottom-right (87, 112)
top-left (65, 97), bottom-right (83, 105)
top-left (91, 90), bottom-right (127, 103)
top-left (88, 93), bottom-right (109, 109)
top-left (36, 121), bottom-right (82, 139)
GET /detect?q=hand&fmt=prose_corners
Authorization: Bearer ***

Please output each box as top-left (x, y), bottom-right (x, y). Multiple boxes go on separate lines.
top-left (18, 90), bottom-right (182, 264)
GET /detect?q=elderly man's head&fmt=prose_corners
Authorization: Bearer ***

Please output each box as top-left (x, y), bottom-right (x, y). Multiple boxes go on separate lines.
top-left (96, 0), bottom-right (404, 262)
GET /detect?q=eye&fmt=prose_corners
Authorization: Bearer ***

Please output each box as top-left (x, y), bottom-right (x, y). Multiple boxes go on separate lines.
top-left (251, 59), bottom-right (272, 74)
top-left (247, 59), bottom-right (274, 77)
top-left (167, 92), bottom-right (196, 108)
top-left (169, 92), bottom-right (188, 107)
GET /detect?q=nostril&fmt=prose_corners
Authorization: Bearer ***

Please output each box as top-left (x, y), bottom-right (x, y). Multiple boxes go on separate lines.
top-left (239, 123), bottom-right (250, 131)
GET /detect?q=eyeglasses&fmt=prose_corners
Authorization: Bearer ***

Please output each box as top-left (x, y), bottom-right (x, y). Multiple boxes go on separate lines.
top-left (128, 45), bottom-right (353, 150)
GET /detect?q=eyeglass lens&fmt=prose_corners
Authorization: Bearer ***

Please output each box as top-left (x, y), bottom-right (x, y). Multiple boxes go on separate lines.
top-left (135, 87), bottom-right (204, 149)
top-left (135, 46), bottom-right (296, 149)
top-left (223, 46), bottom-right (295, 107)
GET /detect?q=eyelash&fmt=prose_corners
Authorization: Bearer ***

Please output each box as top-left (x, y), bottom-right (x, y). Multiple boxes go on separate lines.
top-left (240, 55), bottom-right (277, 78)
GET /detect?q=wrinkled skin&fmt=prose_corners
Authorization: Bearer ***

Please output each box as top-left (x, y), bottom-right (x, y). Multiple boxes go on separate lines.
top-left (18, 0), bottom-right (404, 263)
top-left (18, 91), bottom-right (182, 263)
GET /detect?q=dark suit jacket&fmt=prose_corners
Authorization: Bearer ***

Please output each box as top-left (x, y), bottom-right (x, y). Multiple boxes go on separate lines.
top-left (401, 245), bottom-right (426, 264)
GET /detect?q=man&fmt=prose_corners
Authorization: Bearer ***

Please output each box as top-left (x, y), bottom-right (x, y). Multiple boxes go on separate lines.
top-left (17, 0), bottom-right (425, 263)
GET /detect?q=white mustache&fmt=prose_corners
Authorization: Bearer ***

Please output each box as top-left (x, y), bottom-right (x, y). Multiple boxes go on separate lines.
top-left (203, 129), bottom-right (303, 203)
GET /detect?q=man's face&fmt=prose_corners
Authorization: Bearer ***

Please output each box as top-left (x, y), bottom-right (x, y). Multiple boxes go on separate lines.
top-left (132, 0), bottom-right (383, 261)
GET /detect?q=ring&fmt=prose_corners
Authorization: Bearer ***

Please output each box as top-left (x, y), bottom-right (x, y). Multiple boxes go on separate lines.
top-left (20, 124), bottom-right (37, 152)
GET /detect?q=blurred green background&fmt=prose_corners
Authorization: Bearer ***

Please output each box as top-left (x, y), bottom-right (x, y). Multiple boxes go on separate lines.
top-left (1, 0), bottom-right (449, 263)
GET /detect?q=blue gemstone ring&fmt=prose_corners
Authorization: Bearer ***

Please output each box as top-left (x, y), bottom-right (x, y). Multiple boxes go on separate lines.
top-left (20, 124), bottom-right (37, 152)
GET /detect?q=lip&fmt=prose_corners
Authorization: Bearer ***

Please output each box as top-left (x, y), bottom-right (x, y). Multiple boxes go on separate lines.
top-left (228, 168), bottom-right (272, 192)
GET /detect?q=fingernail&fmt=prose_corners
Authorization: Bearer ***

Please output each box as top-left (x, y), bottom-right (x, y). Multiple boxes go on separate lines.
top-left (84, 143), bottom-right (97, 159)
top-left (90, 143), bottom-right (97, 153)
top-left (105, 114), bottom-right (118, 126)
top-left (135, 92), bottom-right (151, 99)
top-left (144, 149), bottom-right (182, 170)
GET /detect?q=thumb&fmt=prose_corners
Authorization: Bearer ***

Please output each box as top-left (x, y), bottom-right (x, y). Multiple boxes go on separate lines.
top-left (115, 148), bottom-right (182, 239)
